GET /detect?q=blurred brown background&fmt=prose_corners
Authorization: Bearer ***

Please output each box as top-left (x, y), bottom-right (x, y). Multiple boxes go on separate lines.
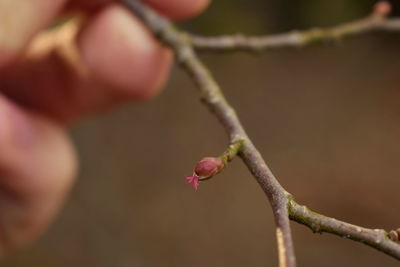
top-left (4, 0), bottom-right (400, 266)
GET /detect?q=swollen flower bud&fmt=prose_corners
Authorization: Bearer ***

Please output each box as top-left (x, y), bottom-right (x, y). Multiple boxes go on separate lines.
top-left (194, 157), bottom-right (224, 179)
top-left (185, 157), bottom-right (225, 191)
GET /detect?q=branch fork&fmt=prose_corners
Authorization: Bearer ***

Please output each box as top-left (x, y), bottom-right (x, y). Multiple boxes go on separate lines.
top-left (120, 1), bottom-right (400, 266)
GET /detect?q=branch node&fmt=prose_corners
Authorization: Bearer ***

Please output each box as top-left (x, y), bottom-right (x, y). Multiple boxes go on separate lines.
top-left (389, 230), bottom-right (399, 242)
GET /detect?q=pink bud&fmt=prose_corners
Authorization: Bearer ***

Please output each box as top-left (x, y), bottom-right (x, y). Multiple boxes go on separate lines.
top-left (184, 157), bottom-right (225, 191)
top-left (194, 157), bottom-right (224, 179)
top-left (373, 1), bottom-right (391, 17)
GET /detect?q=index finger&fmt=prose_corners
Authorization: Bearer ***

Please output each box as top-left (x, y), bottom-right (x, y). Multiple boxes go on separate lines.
top-left (146, 0), bottom-right (210, 19)
top-left (0, 0), bottom-right (210, 68)
top-left (67, 0), bottom-right (210, 20)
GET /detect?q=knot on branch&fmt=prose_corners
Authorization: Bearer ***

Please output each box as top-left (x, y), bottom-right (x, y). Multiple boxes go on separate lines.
top-left (388, 229), bottom-right (400, 242)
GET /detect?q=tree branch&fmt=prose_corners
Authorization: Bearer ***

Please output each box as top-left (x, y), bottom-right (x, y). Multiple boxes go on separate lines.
top-left (120, 0), bottom-right (400, 266)
top-left (120, 0), bottom-right (296, 266)
top-left (189, 16), bottom-right (400, 53)
top-left (288, 199), bottom-right (400, 260)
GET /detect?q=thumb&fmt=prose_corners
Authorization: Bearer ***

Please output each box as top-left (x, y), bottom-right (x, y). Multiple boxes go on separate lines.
top-left (0, 95), bottom-right (77, 257)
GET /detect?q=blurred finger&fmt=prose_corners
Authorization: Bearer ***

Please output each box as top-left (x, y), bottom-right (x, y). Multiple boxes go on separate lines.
top-left (78, 4), bottom-right (173, 103)
top-left (144, 0), bottom-right (210, 20)
top-left (0, 4), bottom-right (172, 122)
top-left (0, 95), bottom-right (77, 256)
top-left (0, 0), bottom-right (66, 67)
top-left (67, 0), bottom-right (211, 20)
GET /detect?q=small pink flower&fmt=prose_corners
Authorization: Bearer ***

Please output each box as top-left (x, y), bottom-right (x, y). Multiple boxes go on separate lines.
top-left (185, 175), bottom-right (200, 191)
top-left (184, 157), bottom-right (225, 191)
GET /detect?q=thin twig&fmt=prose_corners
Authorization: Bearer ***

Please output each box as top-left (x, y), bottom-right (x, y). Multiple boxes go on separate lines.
top-left (288, 199), bottom-right (400, 260)
top-left (120, 0), bottom-right (400, 265)
top-left (189, 16), bottom-right (400, 53)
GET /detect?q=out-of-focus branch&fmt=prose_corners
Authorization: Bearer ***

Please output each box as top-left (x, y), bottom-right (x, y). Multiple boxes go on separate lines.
top-left (190, 10), bottom-right (400, 53)
top-left (119, 0), bottom-right (400, 266)
top-left (289, 199), bottom-right (400, 260)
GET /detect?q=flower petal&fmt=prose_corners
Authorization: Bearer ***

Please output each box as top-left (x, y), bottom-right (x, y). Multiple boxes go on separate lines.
top-left (184, 175), bottom-right (200, 190)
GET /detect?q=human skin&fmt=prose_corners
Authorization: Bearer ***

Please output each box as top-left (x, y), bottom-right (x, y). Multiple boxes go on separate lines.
top-left (0, 0), bottom-right (210, 258)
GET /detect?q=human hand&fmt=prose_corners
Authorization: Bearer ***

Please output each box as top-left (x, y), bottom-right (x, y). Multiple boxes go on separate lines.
top-left (0, 0), bottom-right (209, 257)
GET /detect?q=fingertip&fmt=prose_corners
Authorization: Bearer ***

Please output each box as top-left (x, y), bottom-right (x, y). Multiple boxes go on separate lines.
top-left (78, 4), bottom-right (172, 102)
top-left (145, 0), bottom-right (211, 20)
top-left (0, 95), bottom-right (77, 198)
top-left (67, 0), bottom-right (210, 21)
top-left (0, 95), bottom-right (77, 255)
